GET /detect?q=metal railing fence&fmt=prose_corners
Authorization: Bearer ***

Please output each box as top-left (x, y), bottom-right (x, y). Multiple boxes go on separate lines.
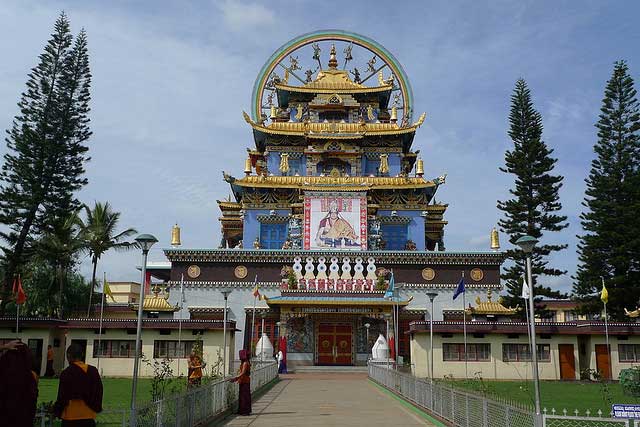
top-left (34, 361), bottom-right (278, 427)
top-left (369, 363), bottom-right (640, 427)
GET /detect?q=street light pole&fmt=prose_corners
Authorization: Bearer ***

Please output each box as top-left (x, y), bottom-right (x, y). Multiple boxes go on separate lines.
top-left (516, 235), bottom-right (541, 426)
top-left (221, 288), bottom-right (232, 376)
top-left (130, 234), bottom-right (158, 427)
top-left (426, 292), bottom-right (438, 381)
top-left (364, 322), bottom-right (371, 360)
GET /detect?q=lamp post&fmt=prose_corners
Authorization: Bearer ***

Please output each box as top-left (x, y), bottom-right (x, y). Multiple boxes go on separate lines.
top-left (220, 288), bottom-right (232, 376)
top-left (364, 322), bottom-right (371, 359)
top-left (130, 234), bottom-right (157, 427)
top-left (426, 292), bottom-right (438, 381)
top-left (516, 235), bottom-right (541, 426)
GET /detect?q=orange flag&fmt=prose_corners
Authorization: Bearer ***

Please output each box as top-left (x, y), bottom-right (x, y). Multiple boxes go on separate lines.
top-left (12, 275), bottom-right (26, 305)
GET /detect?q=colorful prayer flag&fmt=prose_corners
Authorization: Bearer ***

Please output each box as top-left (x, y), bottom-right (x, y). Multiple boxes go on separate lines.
top-left (521, 275), bottom-right (530, 299)
top-left (252, 275), bottom-right (261, 300)
top-left (453, 276), bottom-right (465, 300)
top-left (12, 275), bottom-right (26, 305)
top-left (601, 278), bottom-right (609, 305)
top-left (384, 271), bottom-right (395, 299)
top-left (104, 278), bottom-right (116, 303)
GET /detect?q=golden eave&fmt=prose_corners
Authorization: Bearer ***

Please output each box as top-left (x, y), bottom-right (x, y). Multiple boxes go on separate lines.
top-left (130, 296), bottom-right (179, 312)
top-left (243, 112), bottom-right (426, 138)
top-left (231, 175), bottom-right (436, 191)
top-left (217, 200), bottom-right (241, 210)
top-left (466, 293), bottom-right (519, 315)
top-left (275, 68), bottom-right (392, 94)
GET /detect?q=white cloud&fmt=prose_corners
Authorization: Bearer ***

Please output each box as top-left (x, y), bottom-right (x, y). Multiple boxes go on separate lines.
top-left (218, 0), bottom-right (275, 32)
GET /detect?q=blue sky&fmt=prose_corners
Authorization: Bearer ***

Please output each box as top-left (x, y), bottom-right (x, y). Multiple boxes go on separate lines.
top-left (0, 1), bottom-right (638, 293)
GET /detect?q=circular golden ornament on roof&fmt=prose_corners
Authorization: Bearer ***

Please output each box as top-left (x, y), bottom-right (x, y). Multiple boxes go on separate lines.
top-left (187, 265), bottom-right (201, 279)
top-left (470, 268), bottom-right (484, 282)
top-left (234, 265), bottom-right (248, 279)
top-left (421, 268), bottom-right (436, 281)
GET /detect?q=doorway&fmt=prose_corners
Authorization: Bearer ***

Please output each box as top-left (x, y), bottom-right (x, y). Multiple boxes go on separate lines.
top-left (317, 323), bottom-right (353, 365)
top-left (558, 344), bottom-right (576, 380)
top-left (27, 339), bottom-right (43, 375)
top-left (595, 344), bottom-right (611, 380)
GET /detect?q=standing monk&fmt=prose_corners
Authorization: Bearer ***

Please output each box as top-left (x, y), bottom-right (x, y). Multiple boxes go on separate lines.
top-left (53, 343), bottom-right (103, 427)
top-left (187, 351), bottom-right (204, 387)
top-left (45, 344), bottom-right (55, 377)
top-left (229, 349), bottom-right (251, 415)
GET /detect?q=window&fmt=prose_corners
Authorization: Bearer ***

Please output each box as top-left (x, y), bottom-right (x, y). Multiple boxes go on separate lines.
top-left (443, 343), bottom-right (490, 361)
top-left (563, 310), bottom-right (577, 321)
top-left (619, 344), bottom-right (640, 362)
top-left (93, 340), bottom-right (136, 358)
top-left (153, 340), bottom-right (195, 358)
top-left (364, 158), bottom-right (380, 176)
top-left (381, 224), bottom-right (408, 250)
top-left (502, 344), bottom-right (551, 362)
top-left (260, 223), bottom-right (287, 249)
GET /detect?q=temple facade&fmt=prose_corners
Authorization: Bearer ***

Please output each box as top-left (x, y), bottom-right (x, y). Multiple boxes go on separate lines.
top-left (150, 30), bottom-right (505, 369)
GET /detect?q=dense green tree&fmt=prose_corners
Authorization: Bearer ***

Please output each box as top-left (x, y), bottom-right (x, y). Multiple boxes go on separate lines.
top-left (36, 212), bottom-right (84, 317)
top-left (498, 79), bottom-right (569, 315)
top-left (0, 13), bottom-right (91, 312)
top-left (79, 202), bottom-right (136, 315)
top-left (573, 61), bottom-right (640, 320)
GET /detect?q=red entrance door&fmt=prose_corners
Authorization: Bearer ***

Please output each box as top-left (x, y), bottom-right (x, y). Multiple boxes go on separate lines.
top-left (595, 344), bottom-right (612, 380)
top-left (558, 344), bottom-right (576, 380)
top-left (317, 323), bottom-right (352, 365)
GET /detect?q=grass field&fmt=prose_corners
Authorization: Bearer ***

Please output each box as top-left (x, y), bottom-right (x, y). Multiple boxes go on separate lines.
top-left (38, 377), bottom-right (188, 408)
top-left (450, 379), bottom-right (640, 414)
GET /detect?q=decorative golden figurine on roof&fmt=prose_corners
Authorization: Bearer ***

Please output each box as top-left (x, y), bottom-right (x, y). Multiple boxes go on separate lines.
top-left (490, 227), bottom-right (500, 251)
top-left (171, 223), bottom-right (181, 247)
top-left (379, 154), bottom-right (389, 175)
top-left (467, 290), bottom-right (519, 315)
top-left (625, 307), bottom-right (640, 318)
top-left (130, 285), bottom-right (179, 312)
top-left (279, 153), bottom-right (290, 175)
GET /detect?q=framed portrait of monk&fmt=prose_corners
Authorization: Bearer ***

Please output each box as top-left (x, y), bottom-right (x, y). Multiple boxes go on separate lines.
top-left (303, 192), bottom-right (367, 250)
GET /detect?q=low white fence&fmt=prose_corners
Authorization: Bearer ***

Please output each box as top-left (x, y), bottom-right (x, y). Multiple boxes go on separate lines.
top-left (368, 363), bottom-right (640, 427)
top-left (34, 361), bottom-right (278, 427)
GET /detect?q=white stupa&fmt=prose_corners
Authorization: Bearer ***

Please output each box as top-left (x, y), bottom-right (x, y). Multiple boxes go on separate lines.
top-left (371, 334), bottom-right (391, 361)
top-left (255, 332), bottom-right (274, 361)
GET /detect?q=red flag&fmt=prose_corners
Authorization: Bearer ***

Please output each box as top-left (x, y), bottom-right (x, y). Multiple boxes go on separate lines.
top-left (12, 275), bottom-right (26, 305)
top-left (388, 336), bottom-right (396, 360)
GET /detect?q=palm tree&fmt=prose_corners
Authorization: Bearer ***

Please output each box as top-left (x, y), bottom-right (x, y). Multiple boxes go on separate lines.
top-left (37, 212), bottom-right (84, 317)
top-left (80, 202), bottom-right (137, 316)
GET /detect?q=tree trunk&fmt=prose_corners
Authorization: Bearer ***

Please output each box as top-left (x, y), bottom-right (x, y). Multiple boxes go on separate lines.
top-left (58, 264), bottom-right (65, 319)
top-left (87, 258), bottom-right (97, 317)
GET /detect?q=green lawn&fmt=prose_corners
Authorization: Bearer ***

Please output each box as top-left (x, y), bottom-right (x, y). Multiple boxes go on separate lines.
top-left (449, 379), bottom-right (640, 414)
top-left (38, 377), bottom-right (188, 408)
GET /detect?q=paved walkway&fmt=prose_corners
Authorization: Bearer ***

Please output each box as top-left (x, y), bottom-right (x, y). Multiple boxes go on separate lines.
top-left (221, 373), bottom-right (435, 426)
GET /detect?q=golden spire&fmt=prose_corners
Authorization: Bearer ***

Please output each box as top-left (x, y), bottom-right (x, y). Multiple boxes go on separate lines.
top-left (416, 157), bottom-right (424, 177)
top-left (244, 157), bottom-right (252, 175)
top-left (328, 44), bottom-right (338, 69)
top-left (390, 106), bottom-right (397, 122)
top-left (270, 105), bottom-right (277, 120)
top-left (279, 153), bottom-right (290, 175)
top-left (490, 227), bottom-right (500, 251)
top-left (171, 223), bottom-right (181, 247)
top-left (379, 154), bottom-right (389, 175)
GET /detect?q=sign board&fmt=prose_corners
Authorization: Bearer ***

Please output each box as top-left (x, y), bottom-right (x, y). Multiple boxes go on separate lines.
top-left (612, 404), bottom-right (640, 419)
top-left (303, 192), bottom-right (367, 250)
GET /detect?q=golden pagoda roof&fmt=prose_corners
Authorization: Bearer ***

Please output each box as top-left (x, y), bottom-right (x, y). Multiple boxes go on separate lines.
top-left (243, 112), bottom-right (426, 138)
top-left (217, 200), bottom-right (241, 210)
top-left (129, 287), bottom-right (178, 312)
top-left (275, 68), bottom-right (392, 94)
top-left (625, 308), bottom-right (640, 318)
top-left (466, 290), bottom-right (519, 315)
top-left (227, 174), bottom-right (436, 191)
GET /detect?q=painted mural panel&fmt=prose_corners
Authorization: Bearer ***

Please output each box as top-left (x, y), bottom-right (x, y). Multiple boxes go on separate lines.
top-left (303, 192), bottom-right (367, 250)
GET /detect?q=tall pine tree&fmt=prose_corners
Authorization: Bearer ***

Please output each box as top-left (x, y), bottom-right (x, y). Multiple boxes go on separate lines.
top-left (573, 61), bottom-right (640, 320)
top-left (498, 79), bottom-right (569, 314)
top-left (0, 13), bottom-right (91, 312)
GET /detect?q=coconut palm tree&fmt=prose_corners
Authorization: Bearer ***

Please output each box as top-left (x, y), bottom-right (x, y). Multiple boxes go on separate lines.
top-left (37, 212), bottom-right (84, 317)
top-left (80, 202), bottom-right (137, 316)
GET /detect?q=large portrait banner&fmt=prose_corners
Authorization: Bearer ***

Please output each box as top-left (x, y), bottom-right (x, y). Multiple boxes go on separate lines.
top-left (303, 192), bottom-right (367, 250)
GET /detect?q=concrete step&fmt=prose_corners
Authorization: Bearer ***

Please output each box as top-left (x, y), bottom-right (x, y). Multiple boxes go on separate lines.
top-left (291, 365), bottom-right (369, 373)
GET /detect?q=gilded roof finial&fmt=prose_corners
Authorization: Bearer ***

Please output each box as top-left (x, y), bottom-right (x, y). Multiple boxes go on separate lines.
top-left (390, 106), bottom-right (398, 123)
top-left (244, 157), bottom-right (252, 175)
top-left (279, 153), bottom-right (290, 175)
top-left (270, 104), bottom-right (277, 120)
top-left (171, 223), bottom-right (181, 247)
top-left (379, 154), bottom-right (389, 175)
top-left (490, 227), bottom-right (500, 251)
top-left (328, 44), bottom-right (338, 69)
top-left (416, 158), bottom-right (424, 177)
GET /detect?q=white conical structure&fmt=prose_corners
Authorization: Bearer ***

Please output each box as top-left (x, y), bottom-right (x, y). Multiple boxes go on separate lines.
top-left (255, 332), bottom-right (274, 361)
top-left (371, 333), bottom-right (391, 361)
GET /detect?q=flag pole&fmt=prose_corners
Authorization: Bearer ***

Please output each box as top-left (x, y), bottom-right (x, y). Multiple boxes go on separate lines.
top-left (16, 303), bottom-right (19, 339)
top-left (97, 272), bottom-right (106, 371)
top-left (177, 274), bottom-right (184, 376)
top-left (602, 277), bottom-right (610, 380)
top-left (462, 271), bottom-right (467, 380)
top-left (14, 275), bottom-right (20, 339)
top-left (250, 275), bottom-right (258, 358)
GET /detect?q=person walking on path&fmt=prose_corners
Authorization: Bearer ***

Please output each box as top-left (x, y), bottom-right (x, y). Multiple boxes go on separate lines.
top-left (45, 344), bottom-right (55, 377)
top-left (0, 340), bottom-right (39, 427)
top-left (276, 348), bottom-right (287, 374)
top-left (53, 343), bottom-right (103, 427)
top-left (229, 349), bottom-right (252, 415)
